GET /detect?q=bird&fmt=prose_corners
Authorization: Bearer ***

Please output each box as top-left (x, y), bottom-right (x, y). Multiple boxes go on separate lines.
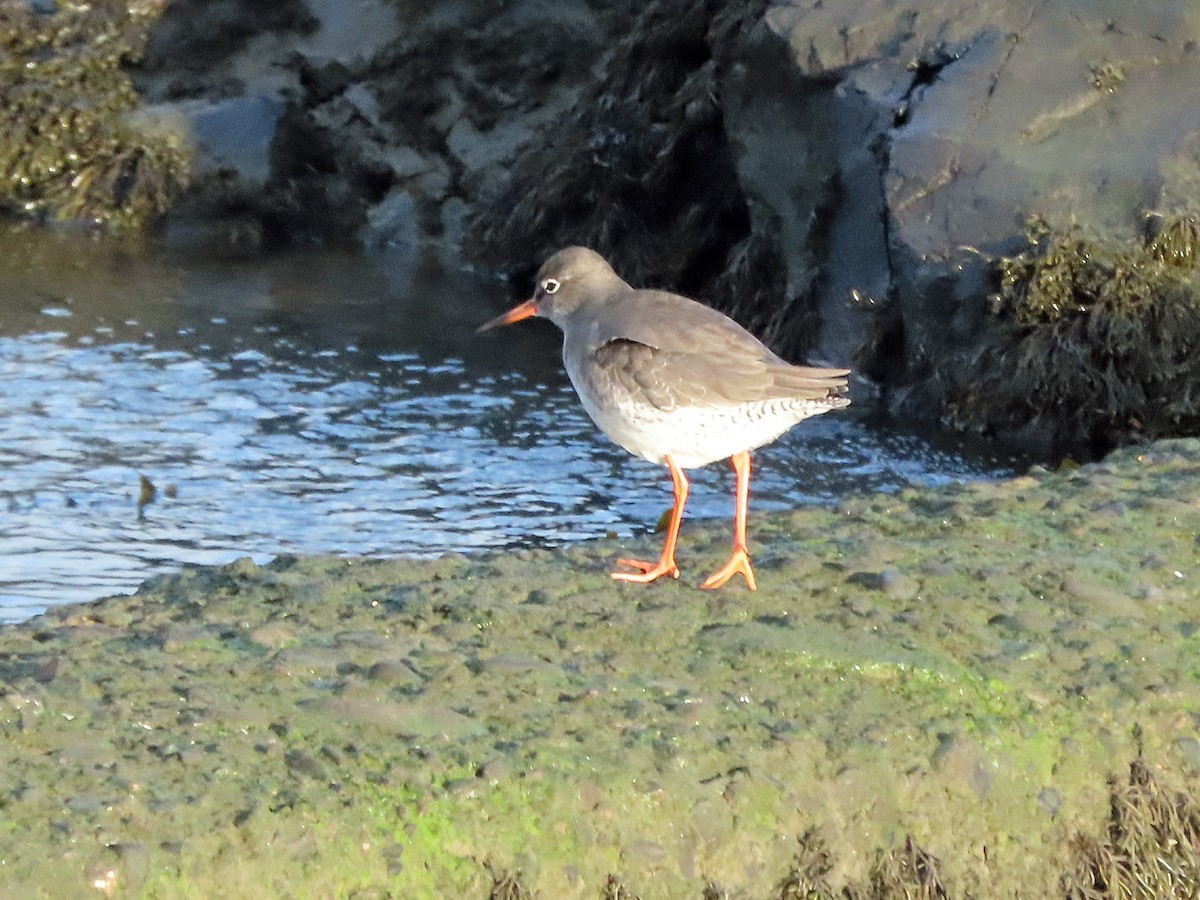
top-left (477, 246), bottom-right (850, 590)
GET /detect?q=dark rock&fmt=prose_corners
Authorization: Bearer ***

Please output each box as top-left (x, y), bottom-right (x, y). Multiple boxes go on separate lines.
top-left (284, 749), bottom-right (325, 778)
top-left (848, 567), bottom-right (920, 600)
top-left (13, 0), bottom-right (1199, 449)
top-left (365, 659), bottom-right (424, 689)
top-left (1037, 786), bottom-right (1062, 816)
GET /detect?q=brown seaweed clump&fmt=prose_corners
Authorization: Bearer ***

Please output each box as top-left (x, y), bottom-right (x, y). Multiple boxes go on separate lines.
top-left (0, 1), bottom-right (188, 230)
top-left (952, 214), bottom-right (1200, 455)
top-left (465, 0), bottom-right (816, 357)
top-left (1062, 758), bottom-right (1200, 899)
top-left (772, 830), bottom-right (949, 900)
top-left (487, 865), bottom-right (536, 900)
top-left (1149, 213), bottom-right (1200, 269)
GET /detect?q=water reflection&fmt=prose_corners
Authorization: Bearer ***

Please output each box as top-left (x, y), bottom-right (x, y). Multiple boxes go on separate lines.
top-left (0, 231), bottom-right (1020, 621)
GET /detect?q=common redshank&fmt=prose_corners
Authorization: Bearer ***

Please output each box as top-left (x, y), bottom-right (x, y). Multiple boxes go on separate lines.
top-left (477, 246), bottom-right (850, 591)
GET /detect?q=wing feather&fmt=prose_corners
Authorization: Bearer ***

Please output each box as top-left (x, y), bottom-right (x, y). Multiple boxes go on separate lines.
top-left (589, 337), bottom-right (848, 412)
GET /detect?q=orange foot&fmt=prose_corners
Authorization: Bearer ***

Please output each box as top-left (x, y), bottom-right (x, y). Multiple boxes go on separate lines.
top-left (612, 557), bottom-right (680, 583)
top-left (700, 547), bottom-right (757, 591)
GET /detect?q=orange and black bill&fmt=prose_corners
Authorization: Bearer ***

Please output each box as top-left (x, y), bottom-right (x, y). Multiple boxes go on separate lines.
top-left (476, 298), bottom-right (539, 333)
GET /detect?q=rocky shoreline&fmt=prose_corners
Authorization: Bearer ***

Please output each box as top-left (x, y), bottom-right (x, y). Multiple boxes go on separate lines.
top-left (4, 1), bottom-right (1200, 454)
top-left (3, 440), bottom-right (1200, 897)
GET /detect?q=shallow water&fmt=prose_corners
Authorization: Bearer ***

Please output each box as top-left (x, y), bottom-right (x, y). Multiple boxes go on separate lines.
top-left (0, 231), bottom-right (1020, 621)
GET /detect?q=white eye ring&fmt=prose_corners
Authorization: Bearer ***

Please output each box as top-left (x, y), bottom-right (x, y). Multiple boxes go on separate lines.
top-left (542, 278), bottom-right (560, 295)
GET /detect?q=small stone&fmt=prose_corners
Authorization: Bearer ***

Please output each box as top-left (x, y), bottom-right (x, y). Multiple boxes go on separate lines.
top-left (223, 556), bottom-right (261, 578)
top-left (157, 623), bottom-right (217, 652)
top-left (366, 659), bottom-right (424, 688)
top-left (249, 621), bottom-right (297, 649)
top-left (919, 560), bottom-right (956, 577)
top-left (66, 795), bottom-right (102, 814)
top-left (878, 567), bottom-right (919, 599)
top-left (849, 568), bottom-right (919, 599)
top-left (1037, 787), bottom-right (1062, 816)
top-left (284, 750), bottom-right (325, 778)
top-left (31, 656), bottom-right (61, 683)
top-left (316, 696), bottom-right (485, 740)
top-left (1061, 574), bottom-right (1140, 618)
top-left (844, 595), bottom-right (879, 618)
top-left (1177, 737), bottom-right (1200, 772)
top-left (625, 840), bottom-right (667, 868)
top-left (478, 758), bottom-right (513, 782)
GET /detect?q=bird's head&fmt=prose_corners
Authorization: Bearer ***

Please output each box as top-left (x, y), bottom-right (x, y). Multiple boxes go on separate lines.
top-left (476, 246), bottom-right (624, 332)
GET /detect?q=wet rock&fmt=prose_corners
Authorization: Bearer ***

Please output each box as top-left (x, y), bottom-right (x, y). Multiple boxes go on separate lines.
top-left (65, 794), bottom-right (102, 814)
top-left (848, 568), bottom-right (920, 600)
top-left (248, 620), bottom-right (298, 649)
top-left (181, 95), bottom-right (284, 187)
top-left (472, 654), bottom-right (558, 676)
top-left (1037, 786), bottom-right (1062, 816)
top-left (843, 594), bottom-right (881, 619)
top-left (625, 840), bottom-right (668, 868)
top-left (1094, 500), bottom-right (1129, 519)
top-left (0, 6), bottom-right (191, 230)
top-left (365, 658), bottom-right (424, 689)
top-left (478, 758), bottom-right (514, 782)
top-left (986, 613), bottom-right (1025, 638)
top-left (919, 560), bottom-right (957, 578)
top-left (315, 694), bottom-right (484, 741)
top-left (157, 623), bottom-right (218, 652)
top-left (361, 189), bottom-right (419, 251)
top-left (445, 118), bottom-right (534, 184)
top-left (1061, 573), bottom-right (1142, 619)
top-left (123, 0), bottom-right (620, 255)
top-left (94, 842), bottom-right (150, 895)
top-left (30, 655), bottom-right (60, 684)
top-left (1176, 737), bottom-right (1200, 773)
top-left (284, 749), bottom-right (325, 779)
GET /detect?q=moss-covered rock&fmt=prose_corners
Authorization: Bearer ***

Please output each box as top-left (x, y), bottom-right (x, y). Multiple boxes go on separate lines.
top-left (946, 217), bottom-right (1200, 456)
top-left (0, 1), bottom-right (188, 230)
top-left (995, 216), bottom-right (1200, 326)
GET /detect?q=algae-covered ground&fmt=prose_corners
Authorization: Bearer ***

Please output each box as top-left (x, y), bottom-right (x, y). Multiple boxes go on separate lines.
top-left (4, 441), bottom-right (1200, 897)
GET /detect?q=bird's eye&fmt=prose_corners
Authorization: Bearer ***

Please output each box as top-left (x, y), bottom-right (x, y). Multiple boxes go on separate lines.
top-left (542, 278), bottom-right (560, 295)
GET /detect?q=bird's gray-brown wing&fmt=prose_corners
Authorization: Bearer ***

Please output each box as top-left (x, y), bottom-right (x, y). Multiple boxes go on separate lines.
top-left (587, 335), bottom-right (848, 412)
top-left (583, 288), bottom-right (848, 409)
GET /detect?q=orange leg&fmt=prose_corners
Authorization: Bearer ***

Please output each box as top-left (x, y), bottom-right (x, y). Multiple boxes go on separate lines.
top-left (613, 454), bottom-right (688, 584)
top-left (700, 450), bottom-right (758, 591)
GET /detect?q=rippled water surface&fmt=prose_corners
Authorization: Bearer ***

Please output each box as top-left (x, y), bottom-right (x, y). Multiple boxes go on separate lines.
top-left (0, 232), bottom-right (1022, 621)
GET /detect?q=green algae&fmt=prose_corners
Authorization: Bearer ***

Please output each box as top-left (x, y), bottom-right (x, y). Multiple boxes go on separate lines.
top-left (0, 1), bottom-right (188, 230)
top-left (3, 441), bottom-right (1200, 896)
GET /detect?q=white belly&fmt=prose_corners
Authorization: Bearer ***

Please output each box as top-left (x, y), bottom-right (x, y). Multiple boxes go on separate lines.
top-left (574, 387), bottom-right (835, 469)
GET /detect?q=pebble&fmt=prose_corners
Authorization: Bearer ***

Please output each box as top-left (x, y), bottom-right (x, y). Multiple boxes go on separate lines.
top-left (248, 621), bottom-right (297, 648)
top-left (365, 659), bottom-right (424, 688)
top-left (316, 695), bottom-right (485, 740)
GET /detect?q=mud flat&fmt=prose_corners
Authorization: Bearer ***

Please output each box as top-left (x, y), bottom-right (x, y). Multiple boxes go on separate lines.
top-left (3, 441), bottom-right (1200, 897)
